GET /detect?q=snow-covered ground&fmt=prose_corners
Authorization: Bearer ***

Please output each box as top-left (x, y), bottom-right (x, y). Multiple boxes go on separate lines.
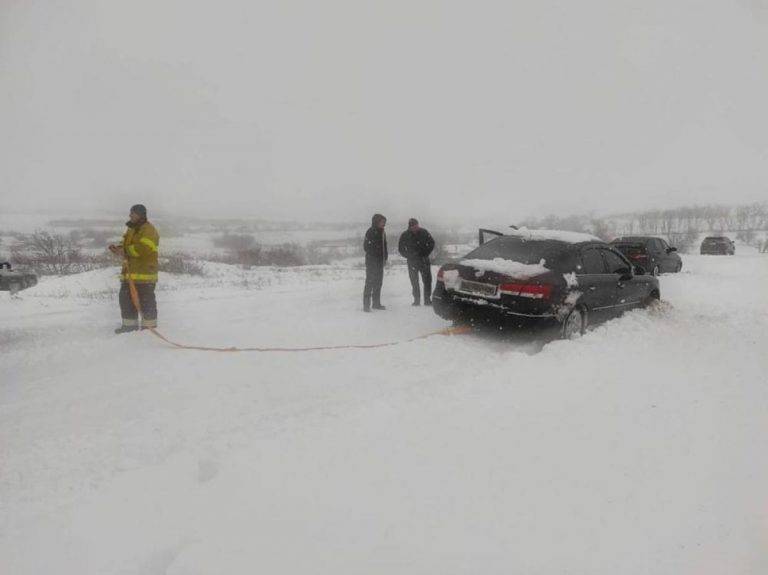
top-left (2, 251), bottom-right (767, 574)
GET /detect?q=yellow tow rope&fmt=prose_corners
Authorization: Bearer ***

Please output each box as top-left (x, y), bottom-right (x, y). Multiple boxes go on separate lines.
top-left (123, 261), bottom-right (471, 352)
top-left (145, 324), bottom-right (471, 353)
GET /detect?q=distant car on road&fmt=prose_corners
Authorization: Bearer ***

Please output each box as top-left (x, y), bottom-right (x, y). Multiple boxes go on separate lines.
top-left (432, 229), bottom-right (660, 339)
top-left (700, 236), bottom-right (735, 255)
top-left (610, 236), bottom-right (682, 276)
top-left (0, 262), bottom-right (38, 293)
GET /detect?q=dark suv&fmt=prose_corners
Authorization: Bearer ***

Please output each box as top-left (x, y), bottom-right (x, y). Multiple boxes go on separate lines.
top-left (700, 236), bottom-right (735, 255)
top-left (432, 230), bottom-right (660, 339)
top-left (0, 262), bottom-right (38, 293)
top-left (610, 236), bottom-right (682, 275)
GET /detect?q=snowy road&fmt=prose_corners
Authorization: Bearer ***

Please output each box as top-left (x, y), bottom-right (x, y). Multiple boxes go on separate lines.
top-left (2, 253), bottom-right (768, 574)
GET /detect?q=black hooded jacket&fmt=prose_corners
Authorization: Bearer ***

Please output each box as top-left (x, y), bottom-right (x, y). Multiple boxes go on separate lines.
top-left (398, 228), bottom-right (435, 261)
top-left (364, 214), bottom-right (388, 263)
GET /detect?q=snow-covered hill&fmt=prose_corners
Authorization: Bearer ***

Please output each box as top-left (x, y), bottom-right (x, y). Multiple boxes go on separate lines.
top-left (2, 252), bottom-right (767, 574)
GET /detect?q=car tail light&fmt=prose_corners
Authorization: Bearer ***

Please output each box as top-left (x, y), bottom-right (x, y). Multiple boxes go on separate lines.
top-left (436, 268), bottom-right (445, 282)
top-left (498, 282), bottom-right (553, 300)
top-left (630, 254), bottom-right (649, 261)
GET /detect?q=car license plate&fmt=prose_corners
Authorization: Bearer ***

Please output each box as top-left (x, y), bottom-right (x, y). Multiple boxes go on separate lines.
top-left (458, 279), bottom-right (498, 297)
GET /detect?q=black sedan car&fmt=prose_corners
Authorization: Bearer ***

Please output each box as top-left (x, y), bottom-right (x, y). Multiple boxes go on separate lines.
top-left (700, 236), bottom-right (735, 255)
top-left (610, 236), bottom-right (682, 275)
top-left (0, 262), bottom-right (38, 293)
top-left (432, 230), bottom-right (660, 339)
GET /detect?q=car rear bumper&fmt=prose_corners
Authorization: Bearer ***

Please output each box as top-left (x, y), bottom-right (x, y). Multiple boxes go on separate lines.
top-left (0, 273), bottom-right (38, 291)
top-left (432, 292), bottom-right (560, 332)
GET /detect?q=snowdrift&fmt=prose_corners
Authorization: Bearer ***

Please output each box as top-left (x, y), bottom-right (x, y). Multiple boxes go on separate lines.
top-left (2, 252), bottom-right (768, 574)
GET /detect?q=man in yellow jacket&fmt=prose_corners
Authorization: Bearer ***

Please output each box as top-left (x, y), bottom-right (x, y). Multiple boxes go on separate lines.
top-left (109, 204), bottom-right (160, 333)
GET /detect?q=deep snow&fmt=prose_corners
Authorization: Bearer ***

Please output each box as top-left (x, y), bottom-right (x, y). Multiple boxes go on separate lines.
top-left (2, 251), bottom-right (768, 574)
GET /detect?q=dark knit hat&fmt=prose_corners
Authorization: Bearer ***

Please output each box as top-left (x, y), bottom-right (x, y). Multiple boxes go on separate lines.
top-left (130, 204), bottom-right (147, 218)
top-left (408, 218), bottom-right (419, 227)
top-left (371, 213), bottom-right (386, 226)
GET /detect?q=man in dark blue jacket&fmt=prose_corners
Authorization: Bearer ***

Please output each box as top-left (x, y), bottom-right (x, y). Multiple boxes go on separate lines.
top-left (363, 213), bottom-right (388, 312)
top-left (398, 218), bottom-right (435, 305)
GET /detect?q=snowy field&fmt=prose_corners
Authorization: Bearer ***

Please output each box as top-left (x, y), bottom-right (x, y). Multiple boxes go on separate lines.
top-left (0, 212), bottom-right (365, 253)
top-left (2, 251), bottom-right (768, 574)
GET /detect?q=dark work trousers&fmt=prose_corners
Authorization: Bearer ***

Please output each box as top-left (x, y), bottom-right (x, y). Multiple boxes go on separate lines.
top-left (363, 257), bottom-right (385, 309)
top-left (119, 282), bottom-right (158, 328)
top-left (407, 257), bottom-right (433, 303)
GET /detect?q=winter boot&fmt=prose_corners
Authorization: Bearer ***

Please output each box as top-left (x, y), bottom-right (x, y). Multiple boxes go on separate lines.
top-left (424, 296), bottom-right (432, 306)
top-left (114, 325), bottom-right (139, 334)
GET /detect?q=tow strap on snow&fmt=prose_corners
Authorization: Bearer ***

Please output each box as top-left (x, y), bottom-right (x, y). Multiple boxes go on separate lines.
top-left (124, 262), bottom-right (470, 352)
top-left (145, 324), bottom-right (472, 353)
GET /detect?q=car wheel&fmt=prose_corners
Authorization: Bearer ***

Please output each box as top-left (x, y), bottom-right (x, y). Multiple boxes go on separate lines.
top-left (676, 262), bottom-right (682, 273)
top-left (9, 282), bottom-right (21, 294)
top-left (651, 265), bottom-right (660, 276)
top-left (643, 290), bottom-right (661, 308)
top-left (561, 307), bottom-right (586, 340)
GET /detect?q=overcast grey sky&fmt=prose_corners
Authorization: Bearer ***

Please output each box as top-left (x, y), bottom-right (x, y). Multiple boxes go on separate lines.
top-left (1, 0), bottom-right (767, 224)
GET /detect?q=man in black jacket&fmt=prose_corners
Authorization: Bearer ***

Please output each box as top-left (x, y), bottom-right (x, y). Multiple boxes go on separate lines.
top-left (398, 218), bottom-right (435, 306)
top-left (363, 213), bottom-right (388, 312)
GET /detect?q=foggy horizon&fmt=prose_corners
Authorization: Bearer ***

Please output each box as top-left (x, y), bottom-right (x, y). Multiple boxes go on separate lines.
top-left (2, 1), bottom-right (768, 224)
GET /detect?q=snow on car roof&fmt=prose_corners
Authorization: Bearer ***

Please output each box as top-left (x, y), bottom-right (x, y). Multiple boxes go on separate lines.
top-left (506, 227), bottom-right (601, 244)
top-left (461, 258), bottom-right (549, 279)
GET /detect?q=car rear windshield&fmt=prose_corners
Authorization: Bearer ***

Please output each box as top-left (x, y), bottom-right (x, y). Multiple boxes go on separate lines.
top-left (464, 237), bottom-right (575, 272)
top-left (704, 238), bottom-right (728, 243)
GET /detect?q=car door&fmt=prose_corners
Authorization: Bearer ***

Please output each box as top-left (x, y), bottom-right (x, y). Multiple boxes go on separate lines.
top-left (656, 239), bottom-right (669, 271)
top-left (657, 239), bottom-right (674, 271)
top-left (600, 247), bottom-right (644, 312)
top-left (478, 228), bottom-right (504, 246)
top-left (575, 246), bottom-right (615, 323)
top-left (644, 239), bottom-right (660, 272)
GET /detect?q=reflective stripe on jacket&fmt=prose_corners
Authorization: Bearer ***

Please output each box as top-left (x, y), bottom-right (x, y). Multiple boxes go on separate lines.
top-left (122, 221), bottom-right (159, 283)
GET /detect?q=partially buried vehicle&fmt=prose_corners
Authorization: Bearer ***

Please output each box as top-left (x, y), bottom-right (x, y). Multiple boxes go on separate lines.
top-left (432, 228), bottom-right (660, 339)
top-left (700, 236), bottom-right (735, 255)
top-left (610, 236), bottom-right (682, 275)
top-left (0, 262), bottom-right (38, 293)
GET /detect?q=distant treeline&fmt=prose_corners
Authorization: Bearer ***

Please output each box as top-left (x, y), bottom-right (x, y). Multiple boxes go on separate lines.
top-left (521, 202), bottom-right (768, 252)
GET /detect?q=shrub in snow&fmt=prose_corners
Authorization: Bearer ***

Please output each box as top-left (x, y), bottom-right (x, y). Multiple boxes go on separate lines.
top-left (10, 230), bottom-right (111, 275)
top-left (160, 254), bottom-right (205, 276)
top-left (213, 233), bottom-right (256, 252)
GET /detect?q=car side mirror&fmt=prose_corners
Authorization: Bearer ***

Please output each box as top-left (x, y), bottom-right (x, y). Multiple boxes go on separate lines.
top-left (619, 267), bottom-right (634, 281)
top-left (667, 246), bottom-right (677, 253)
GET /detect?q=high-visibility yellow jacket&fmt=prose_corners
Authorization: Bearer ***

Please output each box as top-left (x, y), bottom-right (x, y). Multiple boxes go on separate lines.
top-left (122, 221), bottom-right (159, 283)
